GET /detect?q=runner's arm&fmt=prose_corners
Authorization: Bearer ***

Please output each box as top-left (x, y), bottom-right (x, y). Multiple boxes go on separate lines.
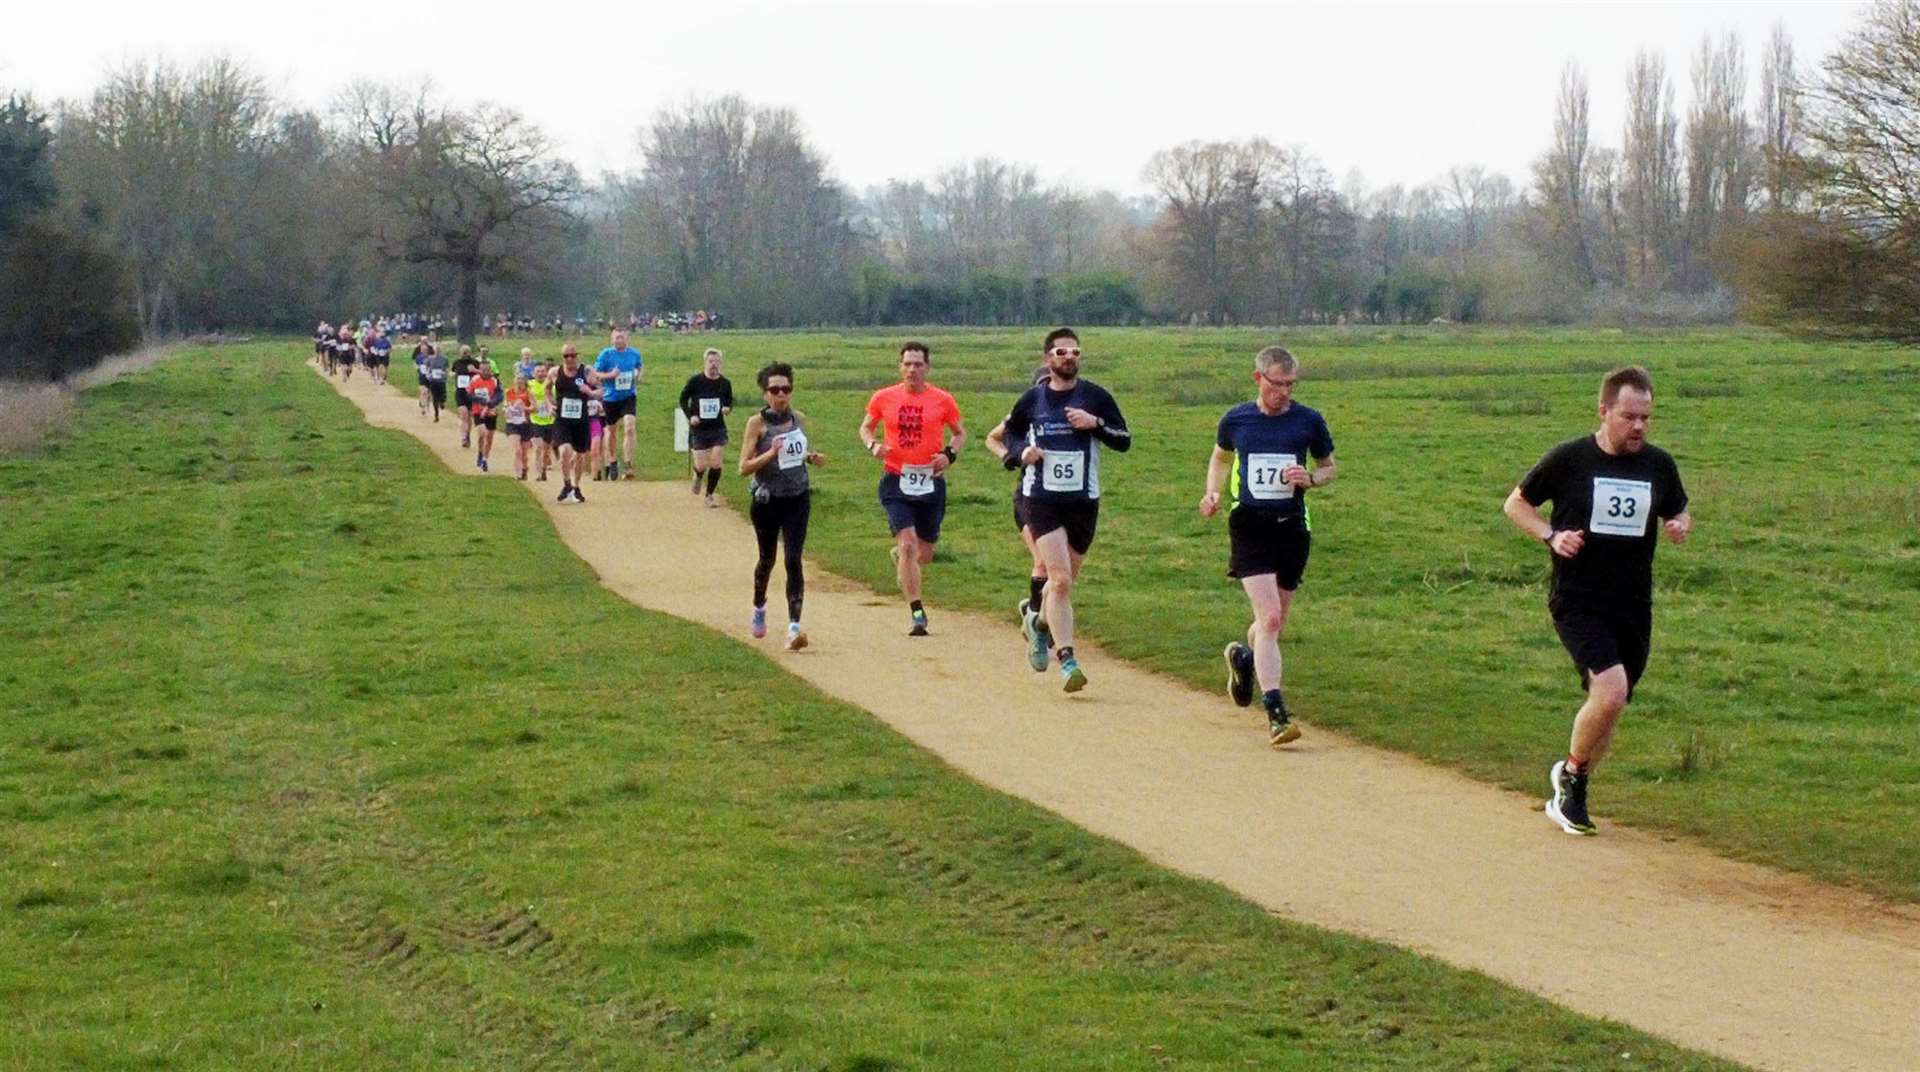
top-left (1089, 393), bottom-right (1132, 451)
top-left (738, 415), bottom-right (773, 475)
top-left (1200, 445), bottom-right (1233, 517)
top-left (984, 419), bottom-right (1012, 466)
top-left (1301, 453), bottom-right (1336, 489)
top-left (859, 412), bottom-right (885, 460)
top-left (1505, 486), bottom-right (1583, 557)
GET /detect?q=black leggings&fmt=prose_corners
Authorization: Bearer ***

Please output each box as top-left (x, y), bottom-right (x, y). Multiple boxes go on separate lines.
top-left (751, 492), bottom-right (810, 621)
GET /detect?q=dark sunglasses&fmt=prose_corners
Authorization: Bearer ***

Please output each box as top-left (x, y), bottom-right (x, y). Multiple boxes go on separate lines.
top-left (1049, 346), bottom-right (1081, 358)
top-left (765, 384), bottom-right (793, 395)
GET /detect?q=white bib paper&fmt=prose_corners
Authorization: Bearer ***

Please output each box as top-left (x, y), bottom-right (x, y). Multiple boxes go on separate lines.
top-left (615, 371), bottom-right (635, 391)
top-left (777, 430), bottom-right (809, 470)
top-left (505, 404), bottom-right (527, 423)
top-left (1590, 477), bottom-right (1652, 537)
top-left (455, 375), bottom-right (471, 389)
top-left (559, 398), bottom-right (583, 420)
top-left (699, 397), bottom-right (721, 420)
top-left (429, 369), bottom-right (446, 382)
top-left (899, 464), bottom-right (935, 497)
top-left (1041, 449), bottom-right (1085, 493)
top-left (1245, 452), bottom-right (1297, 501)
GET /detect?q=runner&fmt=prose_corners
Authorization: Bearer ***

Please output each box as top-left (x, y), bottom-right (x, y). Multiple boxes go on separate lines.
top-left (858, 341), bottom-right (968, 636)
top-left (587, 394), bottom-right (609, 481)
top-left (314, 321), bottom-right (332, 371)
top-left (469, 362), bottom-right (501, 472)
top-left (411, 338), bottom-right (432, 415)
top-left (1503, 365), bottom-right (1691, 836)
top-left (450, 345), bottom-right (480, 449)
top-left (985, 328), bottom-right (1130, 692)
top-left (527, 360), bottom-right (556, 481)
top-left (334, 325), bottom-right (357, 381)
top-left (739, 361), bottom-right (826, 651)
top-left (990, 363), bottom-right (1057, 668)
top-left (515, 347), bottom-right (537, 387)
top-left (593, 329), bottom-right (644, 480)
top-left (368, 329), bottom-right (392, 386)
top-left (1200, 345), bottom-right (1337, 748)
top-left (421, 344), bottom-right (449, 422)
top-left (547, 345), bottom-right (602, 502)
top-left (501, 372), bottom-right (534, 480)
top-left (680, 347), bottom-right (735, 507)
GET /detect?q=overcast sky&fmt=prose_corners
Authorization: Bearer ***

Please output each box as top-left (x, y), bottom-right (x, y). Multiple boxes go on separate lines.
top-left (5, 1), bottom-right (1865, 198)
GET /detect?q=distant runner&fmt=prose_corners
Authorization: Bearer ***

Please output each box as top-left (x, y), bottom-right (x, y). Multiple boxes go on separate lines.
top-left (469, 362), bottom-right (501, 472)
top-left (421, 344), bottom-right (448, 422)
top-left (548, 345), bottom-right (602, 503)
top-left (1200, 345), bottom-right (1337, 748)
top-left (450, 346), bottom-right (480, 449)
top-left (739, 361), bottom-right (826, 651)
top-left (680, 347), bottom-right (735, 507)
top-left (985, 328), bottom-right (1130, 692)
top-left (593, 329), bottom-right (644, 480)
top-left (527, 360), bottom-right (555, 481)
top-left (502, 373), bottom-right (534, 480)
top-left (1503, 365), bottom-right (1691, 836)
top-left (859, 341), bottom-right (968, 636)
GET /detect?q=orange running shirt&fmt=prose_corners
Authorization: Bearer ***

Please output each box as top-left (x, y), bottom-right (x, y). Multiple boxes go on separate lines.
top-left (865, 383), bottom-right (963, 475)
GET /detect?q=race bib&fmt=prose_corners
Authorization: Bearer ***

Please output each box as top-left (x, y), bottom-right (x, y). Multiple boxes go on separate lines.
top-left (456, 375), bottom-right (471, 390)
top-left (505, 404), bottom-right (527, 423)
top-left (560, 398), bottom-right (583, 420)
top-left (1590, 477), bottom-right (1652, 537)
top-left (899, 464), bottom-right (935, 497)
top-left (1245, 452), bottom-right (1297, 501)
top-left (429, 369), bottom-right (446, 382)
top-left (777, 430), bottom-right (809, 470)
top-left (1041, 449), bottom-right (1085, 493)
top-left (699, 397), bottom-right (721, 420)
top-left (536, 400), bottom-right (553, 418)
top-left (615, 371), bottom-right (634, 391)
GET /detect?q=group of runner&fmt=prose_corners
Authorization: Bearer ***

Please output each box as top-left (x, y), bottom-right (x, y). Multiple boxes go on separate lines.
top-left (319, 321), bottom-right (1694, 838)
top-left (314, 320), bottom-right (394, 384)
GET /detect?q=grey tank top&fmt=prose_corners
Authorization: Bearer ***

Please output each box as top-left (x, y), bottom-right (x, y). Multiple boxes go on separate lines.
top-left (751, 409), bottom-right (810, 498)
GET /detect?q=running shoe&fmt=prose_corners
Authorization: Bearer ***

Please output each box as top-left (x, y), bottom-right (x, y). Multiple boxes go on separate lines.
top-left (557, 484), bottom-right (570, 503)
top-left (571, 486), bottom-right (586, 503)
top-left (1060, 656), bottom-right (1087, 693)
top-left (785, 624), bottom-right (808, 652)
top-left (622, 468), bottom-right (636, 481)
top-left (1546, 760), bottom-right (1598, 836)
top-left (462, 435), bottom-right (470, 448)
top-left (478, 456), bottom-right (488, 472)
top-left (705, 494), bottom-right (717, 508)
top-left (1019, 601), bottom-right (1049, 673)
top-left (908, 608), bottom-right (929, 637)
top-left (1265, 691), bottom-right (1301, 746)
top-left (1224, 642), bottom-right (1255, 707)
top-left (750, 606), bottom-right (767, 639)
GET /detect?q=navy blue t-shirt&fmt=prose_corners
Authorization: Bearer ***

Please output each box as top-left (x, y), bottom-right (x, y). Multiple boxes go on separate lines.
top-left (1215, 402), bottom-right (1334, 521)
top-left (1003, 379), bottom-right (1130, 502)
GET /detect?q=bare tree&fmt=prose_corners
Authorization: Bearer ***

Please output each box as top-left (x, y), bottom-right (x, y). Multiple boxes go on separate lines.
top-left (1757, 22), bottom-right (1803, 209)
top-left (1143, 140), bottom-right (1238, 322)
top-left (1622, 50), bottom-right (1680, 286)
top-left (1538, 62), bottom-right (1597, 285)
top-left (363, 102), bottom-right (579, 343)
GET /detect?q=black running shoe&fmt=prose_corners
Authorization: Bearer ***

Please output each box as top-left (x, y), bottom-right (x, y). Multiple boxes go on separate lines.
top-left (557, 483), bottom-right (571, 503)
top-left (908, 608), bottom-right (929, 637)
top-left (1223, 642), bottom-right (1255, 707)
top-left (571, 486), bottom-right (586, 503)
top-left (1546, 761), bottom-right (1597, 835)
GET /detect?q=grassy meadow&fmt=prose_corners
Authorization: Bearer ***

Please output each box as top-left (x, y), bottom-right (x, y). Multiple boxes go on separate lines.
top-left (0, 343), bottom-right (1753, 1068)
top-left (439, 324), bottom-right (1920, 901)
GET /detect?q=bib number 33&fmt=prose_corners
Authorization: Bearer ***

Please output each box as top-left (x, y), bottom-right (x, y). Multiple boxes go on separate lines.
top-left (1589, 477), bottom-right (1652, 537)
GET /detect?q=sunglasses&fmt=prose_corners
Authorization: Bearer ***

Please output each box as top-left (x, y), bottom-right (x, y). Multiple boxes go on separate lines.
top-left (1049, 347), bottom-right (1081, 358)
top-left (1260, 372), bottom-right (1298, 388)
top-left (765, 384), bottom-right (793, 395)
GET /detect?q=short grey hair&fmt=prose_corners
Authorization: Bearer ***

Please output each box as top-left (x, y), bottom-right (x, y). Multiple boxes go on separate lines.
top-left (704, 347), bottom-right (723, 360)
top-left (1255, 346), bottom-right (1298, 375)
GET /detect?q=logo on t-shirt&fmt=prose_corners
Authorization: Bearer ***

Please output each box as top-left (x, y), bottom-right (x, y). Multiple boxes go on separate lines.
top-left (897, 405), bottom-right (924, 448)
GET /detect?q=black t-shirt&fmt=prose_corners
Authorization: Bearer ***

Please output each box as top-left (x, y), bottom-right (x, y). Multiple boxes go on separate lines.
top-left (1001, 379), bottom-right (1130, 503)
top-left (1518, 435), bottom-right (1688, 605)
top-left (680, 374), bottom-right (735, 430)
top-left (450, 358), bottom-right (479, 392)
top-left (552, 363), bottom-right (595, 421)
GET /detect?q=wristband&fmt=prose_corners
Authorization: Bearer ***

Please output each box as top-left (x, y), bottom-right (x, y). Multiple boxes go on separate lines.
top-left (1543, 531), bottom-right (1556, 547)
top-left (941, 446), bottom-right (957, 463)
top-left (1003, 452), bottom-right (1020, 471)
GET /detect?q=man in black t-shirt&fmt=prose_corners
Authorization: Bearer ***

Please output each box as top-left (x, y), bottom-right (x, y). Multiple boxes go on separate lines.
top-left (985, 328), bottom-right (1130, 693)
top-left (1503, 364), bottom-right (1692, 836)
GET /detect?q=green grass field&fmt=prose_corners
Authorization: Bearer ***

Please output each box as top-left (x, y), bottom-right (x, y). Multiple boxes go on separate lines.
top-left (0, 342), bottom-right (1750, 1069)
top-left (433, 324), bottom-right (1920, 901)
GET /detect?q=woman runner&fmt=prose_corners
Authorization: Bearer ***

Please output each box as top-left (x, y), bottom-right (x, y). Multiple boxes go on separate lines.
top-left (503, 373), bottom-right (534, 480)
top-left (739, 362), bottom-right (826, 651)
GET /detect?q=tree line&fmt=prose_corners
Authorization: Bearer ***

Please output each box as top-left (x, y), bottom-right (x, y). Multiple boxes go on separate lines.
top-left (2, 1), bottom-right (1916, 378)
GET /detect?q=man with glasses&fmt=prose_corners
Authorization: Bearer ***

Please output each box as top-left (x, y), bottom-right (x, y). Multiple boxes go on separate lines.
top-left (859, 341), bottom-right (969, 636)
top-left (1200, 345), bottom-right (1337, 748)
top-left (985, 328), bottom-right (1130, 692)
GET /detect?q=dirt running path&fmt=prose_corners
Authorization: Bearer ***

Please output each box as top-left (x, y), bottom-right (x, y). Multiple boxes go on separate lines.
top-left (329, 368), bottom-right (1919, 1072)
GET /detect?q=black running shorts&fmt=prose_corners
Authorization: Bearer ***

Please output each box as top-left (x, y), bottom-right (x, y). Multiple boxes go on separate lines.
top-left (1226, 508), bottom-right (1311, 589)
top-left (688, 425), bottom-right (729, 450)
top-left (1024, 497), bottom-right (1099, 555)
top-left (1549, 597), bottom-right (1653, 700)
top-left (553, 417), bottom-right (591, 453)
top-left (505, 422), bottom-right (533, 439)
top-left (603, 396), bottom-right (637, 422)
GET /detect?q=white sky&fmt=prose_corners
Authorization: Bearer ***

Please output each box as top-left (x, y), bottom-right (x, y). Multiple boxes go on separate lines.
top-left (5, 1), bottom-right (1864, 198)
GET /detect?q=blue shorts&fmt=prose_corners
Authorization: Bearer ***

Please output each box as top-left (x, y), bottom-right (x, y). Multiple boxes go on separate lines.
top-left (878, 473), bottom-right (947, 542)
